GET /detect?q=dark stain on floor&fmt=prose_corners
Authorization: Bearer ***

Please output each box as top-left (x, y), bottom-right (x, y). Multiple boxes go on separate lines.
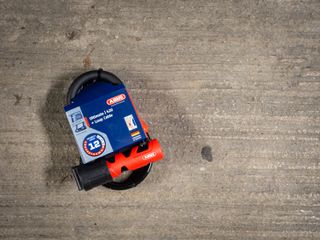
top-left (201, 145), bottom-right (213, 162)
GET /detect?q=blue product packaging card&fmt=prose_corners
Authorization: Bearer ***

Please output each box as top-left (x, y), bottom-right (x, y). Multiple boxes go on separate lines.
top-left (64, 83), bottom-right (147, 164)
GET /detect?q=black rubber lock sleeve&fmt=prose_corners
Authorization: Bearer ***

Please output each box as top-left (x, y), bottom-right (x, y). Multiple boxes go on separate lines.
top-left (72, 158), bottom-right (113, 191)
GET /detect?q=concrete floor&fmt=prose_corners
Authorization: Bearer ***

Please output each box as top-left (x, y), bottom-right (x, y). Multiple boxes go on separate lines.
top-left (1, 0), bottom-right (320, 239)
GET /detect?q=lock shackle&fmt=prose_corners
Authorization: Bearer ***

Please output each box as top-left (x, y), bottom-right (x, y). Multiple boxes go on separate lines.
top-left (67, 69), bottom-right (122, 103)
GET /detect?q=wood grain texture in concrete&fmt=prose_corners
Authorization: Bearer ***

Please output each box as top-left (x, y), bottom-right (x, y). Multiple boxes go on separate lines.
top-left (0, 0), bottom-right (320, 239)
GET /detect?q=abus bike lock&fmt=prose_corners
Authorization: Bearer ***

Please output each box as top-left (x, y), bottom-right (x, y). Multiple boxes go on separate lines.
top-left (64, 69), bottom-right (164, 191)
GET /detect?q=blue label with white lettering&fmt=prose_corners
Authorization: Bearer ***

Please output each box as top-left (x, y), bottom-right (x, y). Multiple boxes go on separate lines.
top-left (64, 83), bottom-right (147, 164)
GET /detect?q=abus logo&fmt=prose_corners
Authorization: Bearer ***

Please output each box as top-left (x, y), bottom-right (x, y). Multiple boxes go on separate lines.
top-left (106, 94), bottom-right (126, 105)
top-left (142, 152), bottom-right (156, 160)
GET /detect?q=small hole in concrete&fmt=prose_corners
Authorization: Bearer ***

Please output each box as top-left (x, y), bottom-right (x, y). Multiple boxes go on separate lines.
top-left (201, 146), bottom-right (213, 162)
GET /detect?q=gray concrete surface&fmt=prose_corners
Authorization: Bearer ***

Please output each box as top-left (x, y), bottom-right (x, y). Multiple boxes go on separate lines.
top-left (1, 0), bottom-right (320, 239)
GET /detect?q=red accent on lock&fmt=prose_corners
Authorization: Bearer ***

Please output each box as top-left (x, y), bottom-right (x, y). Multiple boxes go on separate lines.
top-left (106, 139), bottom-right (163, 178)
